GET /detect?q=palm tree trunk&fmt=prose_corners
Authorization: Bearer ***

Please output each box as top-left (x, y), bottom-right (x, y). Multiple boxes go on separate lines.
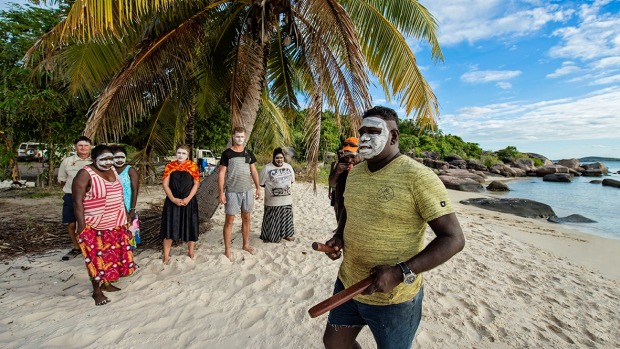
top-left (1, 133), bottom-right (20, 181)
top-left (185, 101), bottom-right (196, 160)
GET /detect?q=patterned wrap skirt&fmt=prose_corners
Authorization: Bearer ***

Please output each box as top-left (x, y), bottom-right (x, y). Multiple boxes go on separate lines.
top-left (260, 205), bottom-right (295, 243)
top-left (78, 226), bottom-right (136, 284)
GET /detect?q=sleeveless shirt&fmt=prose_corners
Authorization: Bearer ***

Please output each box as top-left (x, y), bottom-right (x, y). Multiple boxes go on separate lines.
top-left (83, 166), bottom-right (127, 230)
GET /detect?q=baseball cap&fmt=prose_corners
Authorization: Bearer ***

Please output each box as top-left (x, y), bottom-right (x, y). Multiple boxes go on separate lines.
top-left (342, 137), bottom-right (358, 154)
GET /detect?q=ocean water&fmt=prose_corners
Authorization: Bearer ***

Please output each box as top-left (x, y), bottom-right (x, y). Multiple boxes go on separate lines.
top-left (487, 161), bottom-right (620, 240)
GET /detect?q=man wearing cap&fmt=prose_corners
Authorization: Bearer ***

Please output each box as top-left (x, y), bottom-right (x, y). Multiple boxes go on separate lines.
top-left (328, 137), bottom-right (360, 223)
top-left (322, 106), bottom-right (465, 349)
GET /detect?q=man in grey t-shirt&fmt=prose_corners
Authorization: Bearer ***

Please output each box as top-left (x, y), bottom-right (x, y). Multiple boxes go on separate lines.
top-left (218, 126), bottom-right (261, 260)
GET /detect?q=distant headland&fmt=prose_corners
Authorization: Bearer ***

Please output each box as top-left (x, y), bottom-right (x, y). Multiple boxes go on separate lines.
top-left (578, 156), bottom-right (620, 162)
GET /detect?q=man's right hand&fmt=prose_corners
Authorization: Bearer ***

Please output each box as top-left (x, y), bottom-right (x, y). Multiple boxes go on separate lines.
top-left (325, 234), bottom-right (344, 260)
top-left (218, 192), bottom-right (226, 204)
top-left (335, 162), bottom-right (348, 175)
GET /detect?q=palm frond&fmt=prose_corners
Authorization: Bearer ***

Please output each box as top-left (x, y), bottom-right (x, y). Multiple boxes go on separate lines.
top-left (341, 0), bottom-right (440, 130)
top-left (295, 0), bottom-right (370, 118)
top-left (249, 89), bottom-right (292, 153)
top-left (343, 0), bottom-right (443, 61)
top-left (267, 25), bottom-right (299, 112)
top-left (82, 6), bottom-right (216, 140)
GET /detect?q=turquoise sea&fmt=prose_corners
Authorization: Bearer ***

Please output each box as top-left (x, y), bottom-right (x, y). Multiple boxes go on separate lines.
top-left (488, 161), bottom-right (620, 240)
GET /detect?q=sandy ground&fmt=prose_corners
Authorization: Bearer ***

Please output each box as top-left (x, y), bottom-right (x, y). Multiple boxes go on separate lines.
top-left (0, 182), bottom-right (618, 348)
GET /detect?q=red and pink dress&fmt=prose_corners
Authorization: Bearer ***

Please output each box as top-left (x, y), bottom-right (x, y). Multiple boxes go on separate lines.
top-left (78, 166), bottom-right (136, 284)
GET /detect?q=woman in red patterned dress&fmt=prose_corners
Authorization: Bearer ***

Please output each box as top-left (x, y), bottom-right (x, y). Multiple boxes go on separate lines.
top-left (72, 144), bottom-right (136, 306)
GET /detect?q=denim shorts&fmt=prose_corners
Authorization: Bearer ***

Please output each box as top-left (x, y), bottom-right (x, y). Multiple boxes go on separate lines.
top-left (62, 194), bottom-right (76, 225)
top-left (327, 278), bottom-right (424, 349)
top-left (225, 190), bottom-right (254, 215)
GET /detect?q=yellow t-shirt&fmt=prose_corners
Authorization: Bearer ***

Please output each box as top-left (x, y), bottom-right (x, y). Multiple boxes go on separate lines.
top-left (338, 155), bottom-right (453, 305)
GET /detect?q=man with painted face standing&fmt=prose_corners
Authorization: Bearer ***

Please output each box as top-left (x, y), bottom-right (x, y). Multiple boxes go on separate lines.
top-left (58, 136), bottom-right (92, 261)
top-left (218, 126), bottom-right (261, 260)
top-left (322, 106), bottom-right (465, 349)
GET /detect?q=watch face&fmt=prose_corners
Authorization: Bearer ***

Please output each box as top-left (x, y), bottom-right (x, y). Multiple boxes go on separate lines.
top-left (404, 274), bottom-right (416, 285)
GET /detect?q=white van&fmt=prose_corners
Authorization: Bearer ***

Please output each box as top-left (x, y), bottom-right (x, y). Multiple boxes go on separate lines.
top-left (17, 142), bottom-right (44, 161)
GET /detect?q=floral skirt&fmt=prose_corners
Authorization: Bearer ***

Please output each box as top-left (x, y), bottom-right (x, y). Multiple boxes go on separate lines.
top-left (78, 226), bottom-right (136, 284)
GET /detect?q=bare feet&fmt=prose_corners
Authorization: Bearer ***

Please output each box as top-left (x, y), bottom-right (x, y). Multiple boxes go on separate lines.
top-left (92, 292), bottom-right (110, 306)
top-left (188, 251), bottom-right (195, 259)
top-left (283, 236), bottom-right (295, 241)
top-left (101, 283), bottom-right (121, 292)
top-left (242, 245), bottom-right (254, 255)
top-left (163, 257), bottom-right (170, 265)
top-left (224, 249), bottom-right (232, 261)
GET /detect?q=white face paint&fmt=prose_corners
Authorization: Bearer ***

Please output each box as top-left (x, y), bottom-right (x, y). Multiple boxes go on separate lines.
top-left (95, 152), bottom-right (115, 171)
top-left (358, 117), bottom-right (389, 160)
top-left (233, 132), bottom-right (245, 146)
top-left (176, 149), bottom-right (189, 162)
top-left (113, 152), bottom-right (126, 167)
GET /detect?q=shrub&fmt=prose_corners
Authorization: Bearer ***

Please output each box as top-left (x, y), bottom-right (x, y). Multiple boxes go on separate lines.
top-left (481, 154), bottom-right (503, 168)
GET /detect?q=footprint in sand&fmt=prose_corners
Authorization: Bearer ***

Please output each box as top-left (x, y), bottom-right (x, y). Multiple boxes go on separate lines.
top-left (236, 307), bottom-right (268, 329)
top-left (234, 274), bottom-right (257, 289)
top-left (293, 287), bottom-right (315, 301)
top-left (477, 305), bottom-right (496, 324)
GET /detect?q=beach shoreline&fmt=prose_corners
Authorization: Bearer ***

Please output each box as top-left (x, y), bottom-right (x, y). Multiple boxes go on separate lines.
top-left (0, 183), bottom-right (618, 348)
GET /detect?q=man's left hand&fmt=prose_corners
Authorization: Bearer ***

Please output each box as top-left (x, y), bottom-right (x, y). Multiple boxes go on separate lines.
top-left (363, 265), bottom-right (402, 295)
top-left (255, 188), bottom-right (261, 199)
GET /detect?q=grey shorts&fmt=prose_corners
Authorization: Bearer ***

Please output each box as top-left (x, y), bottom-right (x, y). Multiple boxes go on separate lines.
top-left (225, 190), bottom-right (254, 215)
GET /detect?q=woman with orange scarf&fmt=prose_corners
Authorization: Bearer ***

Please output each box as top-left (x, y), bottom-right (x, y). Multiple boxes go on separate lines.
top-left (160, 145), bottom-right (201, 264)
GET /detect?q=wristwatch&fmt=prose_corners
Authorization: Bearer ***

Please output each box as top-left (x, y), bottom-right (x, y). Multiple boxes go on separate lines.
top-left (397, 262), bottom-right (416, 285)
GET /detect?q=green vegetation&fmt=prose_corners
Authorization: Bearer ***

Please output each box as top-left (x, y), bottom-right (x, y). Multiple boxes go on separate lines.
top-left (1, 2), bottom-right (553, 186)
top-left (0, 2), bottom-right (88, 182)
top-left (23, 0), bottom-right (443, 182)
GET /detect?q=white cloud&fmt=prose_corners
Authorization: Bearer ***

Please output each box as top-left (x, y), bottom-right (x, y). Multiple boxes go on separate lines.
top-left (440, 87), bottom-right (620, 145)
top-left (592, 74), bottom-right (620, 85)
top-left (461, 70), bottom-right (522, 83)
top-left (589, 56), bottom-right (620, 70)
top-left (548, 3), bottom-right (620, 61)
top-left (420, 0), bottom-right (572, 46)
top-left (372, 98), bottom-right (387, 104)
top-left (547, 61), bottom-right (581, 78)
top-left (496, 82), bottom-right (513, 89)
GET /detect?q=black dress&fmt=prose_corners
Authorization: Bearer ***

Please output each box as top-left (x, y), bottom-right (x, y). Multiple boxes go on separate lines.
top-left (160, 171), bottom-right (199, 241)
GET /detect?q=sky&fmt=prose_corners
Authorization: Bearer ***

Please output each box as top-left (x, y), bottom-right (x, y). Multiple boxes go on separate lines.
top-left (372, 0), bottom-right (620, 160)
top-left (2, 1), bottom-right (619, 160)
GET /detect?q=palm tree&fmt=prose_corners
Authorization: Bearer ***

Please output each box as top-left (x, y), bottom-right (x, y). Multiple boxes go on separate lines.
top-left (28, 0), bottom-right (443, 216)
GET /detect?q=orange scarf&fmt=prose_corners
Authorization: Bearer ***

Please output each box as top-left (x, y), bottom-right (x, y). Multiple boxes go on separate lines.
top-left (163, 160), bottom-right (200, 182)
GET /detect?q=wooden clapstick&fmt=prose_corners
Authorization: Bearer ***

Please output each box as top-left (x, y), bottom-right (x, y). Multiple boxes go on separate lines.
top-left (312, 242), bottom-right (338, 253)
top-left (308, 276), bottom-right (374, 318)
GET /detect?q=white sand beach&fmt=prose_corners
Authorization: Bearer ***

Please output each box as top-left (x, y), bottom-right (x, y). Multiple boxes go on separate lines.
top-left (1, 182), bottom-right (618, 348)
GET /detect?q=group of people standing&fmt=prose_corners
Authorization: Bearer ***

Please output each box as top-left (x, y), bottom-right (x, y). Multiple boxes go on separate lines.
top-left (56, 105), bottom-right (466, 349)
top-left (161, 126), bottom-right (298, 264)
top-left (58, 127), bottom-right (297, 305)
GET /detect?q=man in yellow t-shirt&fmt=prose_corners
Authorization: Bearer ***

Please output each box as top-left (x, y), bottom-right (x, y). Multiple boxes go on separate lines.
top-left (322, 106), bottom-right (465, 349)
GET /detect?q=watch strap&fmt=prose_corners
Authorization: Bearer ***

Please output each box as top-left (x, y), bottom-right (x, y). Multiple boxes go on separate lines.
top-left (397, 262), bottom-right (412, 275)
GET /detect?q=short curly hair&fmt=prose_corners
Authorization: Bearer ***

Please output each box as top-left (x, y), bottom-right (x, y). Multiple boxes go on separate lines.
top-left (362, 106), bottom-right (399, 124)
